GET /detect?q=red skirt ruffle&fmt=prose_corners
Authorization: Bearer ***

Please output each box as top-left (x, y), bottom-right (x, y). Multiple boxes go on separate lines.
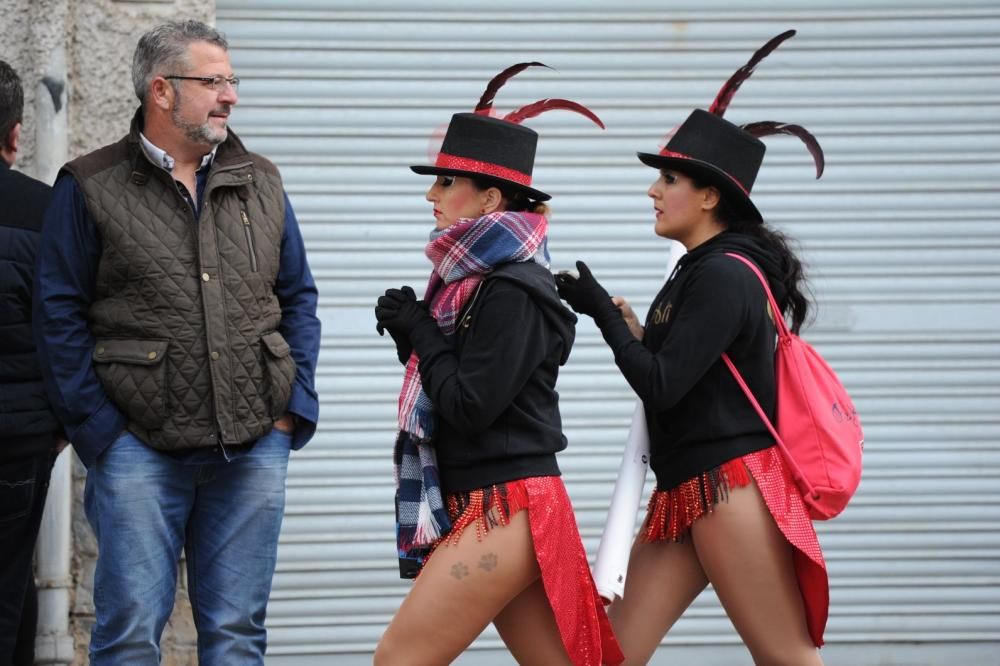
top-left (641, 446), bottom-right (829, 647)
top-left (433, 476), bottom-right (624, 666)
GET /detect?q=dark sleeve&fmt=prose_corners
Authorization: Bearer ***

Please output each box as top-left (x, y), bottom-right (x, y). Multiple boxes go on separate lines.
top-left (275, 191), bottom-right (321, 449)
top-left (32, 175), bottom-right (126, 466)
top-left (596, 258), bottom-right (753, 410)
top-left (407, 281), bottom-right (549, 435)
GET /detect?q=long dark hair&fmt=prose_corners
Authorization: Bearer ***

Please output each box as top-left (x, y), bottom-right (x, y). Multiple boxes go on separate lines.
top-left (698, 178), bottom-right (811, 333)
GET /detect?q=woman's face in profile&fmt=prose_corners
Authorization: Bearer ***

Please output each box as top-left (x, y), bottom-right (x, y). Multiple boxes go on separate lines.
top-left (425, 175), bottom-right (488, 230)
top-left (648, 169), bottom-right (717, 246)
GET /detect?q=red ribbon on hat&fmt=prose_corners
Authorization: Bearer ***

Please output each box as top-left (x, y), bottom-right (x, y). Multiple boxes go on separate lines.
top-left (434, 152), bottom-right (532, 187)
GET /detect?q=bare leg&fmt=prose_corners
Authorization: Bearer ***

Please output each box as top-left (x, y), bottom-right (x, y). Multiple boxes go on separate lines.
top-left (607, 535), bottom-right (709, 666)
top-left (493, 578), bottom-right (572, 665)
top-left (691, 482), bottom-right (823, 666)
top-left (374, 510), bottom-right (540, 666)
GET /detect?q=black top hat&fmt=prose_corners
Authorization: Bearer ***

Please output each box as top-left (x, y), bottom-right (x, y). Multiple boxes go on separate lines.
top-left (638, 109), bottom-right (766, 222)
top-left (637, 30), bottom-right (824, 223)
top-left (411, 62), bottom-right (604, 203)
top-left (411, 112), bottom-right (550, 201)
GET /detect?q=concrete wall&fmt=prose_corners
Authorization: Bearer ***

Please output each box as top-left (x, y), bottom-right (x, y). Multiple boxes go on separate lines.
top-left (1, 0), bottom-right (215, 172)
top-left (0, 0), bottom-right (67, 180)
top-left (1, 2), bottom-right (215, 662)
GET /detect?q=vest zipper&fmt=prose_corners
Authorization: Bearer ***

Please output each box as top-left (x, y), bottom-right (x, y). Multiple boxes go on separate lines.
top-left (240, 210), bottom-right (259, 272)
top-left (201, 160), bottom-right (254, 443)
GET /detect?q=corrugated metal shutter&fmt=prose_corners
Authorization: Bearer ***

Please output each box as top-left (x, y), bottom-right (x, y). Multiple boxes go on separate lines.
top-left (216, 2), bottom-right (1000, 663)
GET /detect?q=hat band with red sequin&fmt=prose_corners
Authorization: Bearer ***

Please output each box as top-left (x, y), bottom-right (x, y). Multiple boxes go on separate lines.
top-left (434, 152), bottom-right (532, 187)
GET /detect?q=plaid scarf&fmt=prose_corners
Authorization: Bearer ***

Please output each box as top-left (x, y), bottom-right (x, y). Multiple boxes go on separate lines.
top-left (395, 210), bottom-right (549, 577)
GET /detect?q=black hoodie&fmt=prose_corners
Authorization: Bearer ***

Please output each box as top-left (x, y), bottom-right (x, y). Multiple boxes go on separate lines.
top-left (408, 261), bottom-right (577, 493)
top-left (596, 231), bottom-right (785, 490)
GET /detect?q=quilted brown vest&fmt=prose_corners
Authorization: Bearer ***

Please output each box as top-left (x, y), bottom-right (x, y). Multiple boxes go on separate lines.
top-left (62, 111), bottom-right (296, 451)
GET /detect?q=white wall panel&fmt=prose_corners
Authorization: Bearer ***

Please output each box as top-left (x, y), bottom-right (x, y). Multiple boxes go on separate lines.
top-left (217, 2), bottom-right (1000, 662)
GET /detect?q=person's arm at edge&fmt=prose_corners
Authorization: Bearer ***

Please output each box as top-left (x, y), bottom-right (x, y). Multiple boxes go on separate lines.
top-left (275, 191), bottom-right (321, 449)
top-left (33, 175), bottom-right (126, 467)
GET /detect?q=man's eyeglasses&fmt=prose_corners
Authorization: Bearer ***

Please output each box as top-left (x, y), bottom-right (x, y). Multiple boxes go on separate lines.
top-left (164, 75), bottom-right (240, 93)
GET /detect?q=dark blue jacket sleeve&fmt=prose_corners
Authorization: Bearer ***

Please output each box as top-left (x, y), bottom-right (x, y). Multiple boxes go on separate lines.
top-left (275, 192), bottom-right (321, 450)
top-left (33, 176), bottom-right (126, 466)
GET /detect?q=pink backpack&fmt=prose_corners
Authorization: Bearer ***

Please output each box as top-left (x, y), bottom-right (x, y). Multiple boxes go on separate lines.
top-left (722, 253), bottom-right (864, 520)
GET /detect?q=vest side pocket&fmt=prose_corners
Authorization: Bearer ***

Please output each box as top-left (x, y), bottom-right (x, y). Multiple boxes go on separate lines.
top-left (92, 338), bottom-right (170, 429)
top-left (260, 330), bottom-right (295, 420)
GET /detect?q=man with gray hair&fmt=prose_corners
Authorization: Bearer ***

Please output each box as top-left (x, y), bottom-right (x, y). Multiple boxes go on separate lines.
top-left (34, 21), bottom-right (320, 663)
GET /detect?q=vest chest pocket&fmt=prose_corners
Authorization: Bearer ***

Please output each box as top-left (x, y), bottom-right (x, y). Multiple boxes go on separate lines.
top-left (92, 338), bottom-right (170, 429)
top-left (240, 209), bottom-right (259, 272)
top-left (260, 330), bottom-right (295, 420)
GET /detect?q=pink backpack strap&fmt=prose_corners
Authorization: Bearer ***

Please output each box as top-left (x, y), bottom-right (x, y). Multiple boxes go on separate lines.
top-left (722, 252), bottom-right (790, 338)
top-left (720, 253), bottom-right (818, 499)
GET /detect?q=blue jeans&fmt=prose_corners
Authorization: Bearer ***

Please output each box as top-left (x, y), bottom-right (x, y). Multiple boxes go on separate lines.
top-left (84, 429), bottom-right (291, 665)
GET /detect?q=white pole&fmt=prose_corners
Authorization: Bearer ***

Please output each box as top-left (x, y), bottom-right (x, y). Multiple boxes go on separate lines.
top-left (32, 45), bottom-right (67, 187)
top-left (592, 402), bottom-right (650, 603)
top-left (34, 450), bottom-right (74, 664)
top-left (591, 241), bottom-right (686, 604)
top-left (32, 41), bottom-right (74, 665)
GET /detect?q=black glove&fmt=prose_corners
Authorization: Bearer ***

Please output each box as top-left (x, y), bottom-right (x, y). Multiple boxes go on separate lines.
top-left (375, 286), bottom-right (435, 337)
top-left (555, 260), bottom-right (619, 323)
top-left (375, 286), bottom-right (417, 333)
top-left (379, 325), bottom-right (413, 364)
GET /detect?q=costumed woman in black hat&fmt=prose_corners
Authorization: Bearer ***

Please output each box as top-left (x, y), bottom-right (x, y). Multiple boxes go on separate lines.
top-left (373, 64), bottom-right (623, 666)
top-left (556, 32), bottom-right (829, 664)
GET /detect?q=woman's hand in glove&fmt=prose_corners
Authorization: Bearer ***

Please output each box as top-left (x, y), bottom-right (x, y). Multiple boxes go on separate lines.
top-left (375, 311), bottom-right (414, 364)
top-left (555, 261), bottom-right (619, 323)
top-left (375, 286), bottom-right (434, 336)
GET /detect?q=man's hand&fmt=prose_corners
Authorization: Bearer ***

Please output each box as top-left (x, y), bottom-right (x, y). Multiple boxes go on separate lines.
top-left (274, 413), bottom-right (296, 433)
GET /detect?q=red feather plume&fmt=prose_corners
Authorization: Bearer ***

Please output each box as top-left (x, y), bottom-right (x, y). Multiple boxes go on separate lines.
top-left (475, 62), bottom-right (549, 115)
top-left (708, 30), bottom-right (796, 118)
top-left (503, 98), bottom-right (605, 129)
top-left (742, 121), bottom-right (825, 178)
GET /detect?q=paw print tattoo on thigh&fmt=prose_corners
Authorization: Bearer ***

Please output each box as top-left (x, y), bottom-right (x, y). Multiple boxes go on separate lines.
top-left (479, 552), bottom-right (498, 572)
top-left (450, 562), bottom-right (470, 580)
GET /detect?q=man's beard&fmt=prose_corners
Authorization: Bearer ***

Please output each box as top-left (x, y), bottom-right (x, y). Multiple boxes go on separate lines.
top-left (171, 90), bottom-right (228, 146)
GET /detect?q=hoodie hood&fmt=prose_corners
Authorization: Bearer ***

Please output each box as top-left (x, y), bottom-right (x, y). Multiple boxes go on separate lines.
top-left (678, 230), bottom-right (789, 308)
top-left (486, 262), bottom-right (577, 364)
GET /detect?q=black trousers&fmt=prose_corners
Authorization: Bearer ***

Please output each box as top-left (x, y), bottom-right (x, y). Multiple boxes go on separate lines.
top-left (0, 448), bottom-right (55, 666)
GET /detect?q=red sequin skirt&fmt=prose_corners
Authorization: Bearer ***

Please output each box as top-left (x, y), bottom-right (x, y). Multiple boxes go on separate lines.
top-left (641, 446), bottom-right (829, 647)
top-left (431, 476), bottom-right (623, 666)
